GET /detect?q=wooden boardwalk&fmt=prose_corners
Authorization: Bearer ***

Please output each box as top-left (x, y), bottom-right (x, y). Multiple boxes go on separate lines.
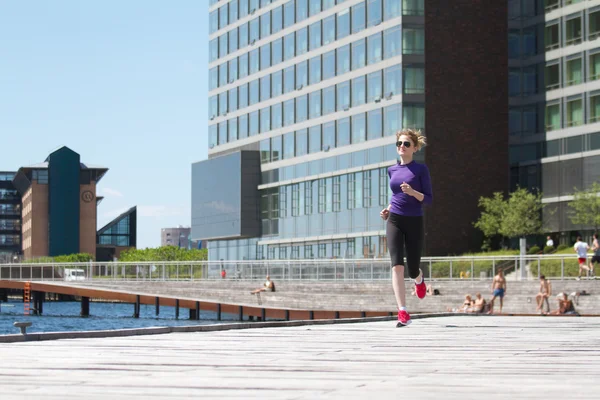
top-left (0, 316), bottom-right (598, 399)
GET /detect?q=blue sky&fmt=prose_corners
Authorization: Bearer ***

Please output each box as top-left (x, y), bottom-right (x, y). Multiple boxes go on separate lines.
top-left (0, 1), bottom-right (209, 248)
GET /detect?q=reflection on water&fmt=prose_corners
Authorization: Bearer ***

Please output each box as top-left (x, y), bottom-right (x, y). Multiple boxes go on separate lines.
top-left (0, 301), bottom-right (235, 335)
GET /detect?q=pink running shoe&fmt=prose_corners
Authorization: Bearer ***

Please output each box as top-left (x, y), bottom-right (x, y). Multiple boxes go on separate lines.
top-left (415, 276), bottom-right (427, 300)
top-left (397, 309), bottom-right (412, 327)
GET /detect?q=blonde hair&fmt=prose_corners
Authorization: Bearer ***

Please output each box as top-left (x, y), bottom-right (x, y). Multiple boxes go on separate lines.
top-left (396, 129), bottom-right (426, 150)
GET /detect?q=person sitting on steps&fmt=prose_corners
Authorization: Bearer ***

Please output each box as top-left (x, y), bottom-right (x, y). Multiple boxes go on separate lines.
top-left (251, 275), bottom-right (276, 294)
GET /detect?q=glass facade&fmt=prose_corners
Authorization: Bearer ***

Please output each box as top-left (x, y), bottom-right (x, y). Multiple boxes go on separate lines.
top-left (97, 207), bottom-right (137, 247)
top-left (206, 0), bottom-right (425, 260)
top-left (509, 0), bottom-right (600, 240)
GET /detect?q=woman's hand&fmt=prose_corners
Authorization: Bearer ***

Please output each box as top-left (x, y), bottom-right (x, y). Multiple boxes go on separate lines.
top-left (380, 208), bottom-right (390, 220)
top-left (400, 182), bottom-right (415, 196)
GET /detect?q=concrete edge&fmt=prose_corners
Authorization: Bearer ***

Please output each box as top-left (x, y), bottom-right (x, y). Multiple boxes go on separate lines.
top-left (0, 312), bottom-right (463, 343)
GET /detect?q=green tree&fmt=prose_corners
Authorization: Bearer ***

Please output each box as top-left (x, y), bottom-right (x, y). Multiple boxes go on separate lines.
top-left (568, 182), bottom-right (600, 233)
top-left (499, 188), bottom-right (544, 238)
top-left (473, 192), bottom-right (506, 238)
top-left (118, 246), bottom-right (208, 262)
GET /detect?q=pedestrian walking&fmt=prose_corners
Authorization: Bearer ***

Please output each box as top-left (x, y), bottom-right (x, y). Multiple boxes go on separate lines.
top-left (574, 236), bottom-right (591, 280)
top-left (380, 129), bottom-right (432, 327)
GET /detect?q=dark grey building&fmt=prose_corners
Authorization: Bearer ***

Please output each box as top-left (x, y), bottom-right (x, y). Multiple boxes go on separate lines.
top-left (0, 171), bottom-right (20, 263)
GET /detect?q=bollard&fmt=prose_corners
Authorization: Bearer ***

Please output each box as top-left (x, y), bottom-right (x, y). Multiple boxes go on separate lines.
top-left (14, 321), bottom-right (32, 335)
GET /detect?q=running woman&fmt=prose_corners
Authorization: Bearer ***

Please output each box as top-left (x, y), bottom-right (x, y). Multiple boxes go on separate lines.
top-left (380, 129), bottom-right (432, 327)
top-left (589, 233), bottom-right (599, 278)
top-left (574, 236), bottom-right (590, 280)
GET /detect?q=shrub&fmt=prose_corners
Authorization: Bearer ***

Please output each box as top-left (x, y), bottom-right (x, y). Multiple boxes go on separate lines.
top-left (543, 245), bottom-right (555, 254)
top-left (527, 246), bottom-right (541, 255)
top-left (556, 244), bottom-right (569, 252)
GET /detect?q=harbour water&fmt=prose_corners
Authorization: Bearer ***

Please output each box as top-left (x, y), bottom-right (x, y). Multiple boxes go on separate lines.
top-left (0, 300), bottom-right (233, 335)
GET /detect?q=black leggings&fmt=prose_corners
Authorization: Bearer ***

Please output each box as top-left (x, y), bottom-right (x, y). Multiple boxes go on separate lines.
top-left (386, 212), bottom-right (423, 279)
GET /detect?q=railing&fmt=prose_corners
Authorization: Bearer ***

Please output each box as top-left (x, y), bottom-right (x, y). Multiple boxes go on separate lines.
top-left (0, 254), bottom-right (595, 282)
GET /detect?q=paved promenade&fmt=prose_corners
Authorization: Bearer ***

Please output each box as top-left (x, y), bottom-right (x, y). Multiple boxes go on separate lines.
top-left (0, 316), bottom-right (598, 399)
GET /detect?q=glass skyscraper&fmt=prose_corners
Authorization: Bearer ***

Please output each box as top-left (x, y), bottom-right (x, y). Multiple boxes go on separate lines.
top-left (197, 0), bottom-right (425, 260)
top-left (509, 0), bottom-right (600, 243)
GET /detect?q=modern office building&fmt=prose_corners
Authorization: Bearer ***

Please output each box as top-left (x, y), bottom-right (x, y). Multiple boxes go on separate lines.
top-left (97, 206), bottom-right (137, 261)
top-left (509, 0), bottom-right (600, 244)
top-left (194, 0), bottom-right (508, 260)
top-left (0, 146), bottom-right (137, 261)
top-left (0, 172), bottom-right (21, 263)
top-left (161, 226), bottom-right (203, 249)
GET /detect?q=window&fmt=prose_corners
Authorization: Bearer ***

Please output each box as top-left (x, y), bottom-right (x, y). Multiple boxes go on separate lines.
top-left (260, 107), bottom-right (271, 133)
top-left (367, 0), bottom-right (382, 27)
top-left (272, 103), bottom-right (283, 129)
top-left (545, 103), bottom-right (560, 131)
top-left (352, 75), bottom-right (366, 107)
top-left (284, 1), bottom-right (295, 26)
top-left (367, 109), bottom-right (382, 140)
top-left (545, 24), bottom-right (559, 51)
top-left (305, 180), bottom-right (314, 214)
top-left (219, 63), bottom-right (228, 87)
top-left (333, 176), bottom-right (341, 212)
top-left (384, 64), bottom-right (401, 97)
top-left (309, 90), bottom-right (322, 119)
top-left (260, 75), bottom-right (271, 102)
top-left (218, 121), bottom-right (228, 145)
top-left (292, 184), bottom-right (300, 216)
top-left (590, 94), bottom-right (600, 123)
top-left (239, 114), bottom-right (249, 138)
top-left (219, 92), bottom-right (228, 116)
top-left (385, 0), bottom-right (401, 19)
top-left (566, 98), bottom-right (583, 127)
top-left (566, 58), bottom-right (582, 87)
top-left (323, 0), bottom-right (335, 11)
top-left (403, 104), bottom-right (425, 129)
top-left (522, 66), bottom-right (536, 95)
top-left (310, 21), bottom-right (322, 51)
top-left (297, 27), bottom-right (308, 56)
top-left (249, 79), bottom-right (260, 105)
top-left (323, 15), bottom-right (336, 45)
top-left (347, 173), bottom-right (356, 209)
top-left (384, 104), bottom-right (401, 137)
top-left (402, 0), bottom-right (423, 16)
top-left (210, 10), bottom-right (219, 34)
top-left (352, 113), bottom-right (366, 144)
top-left (318, 243), bottom-right (326, 258)
top-left (284, 32), bottom-right (295, 61)
top-left (250, 110), bottom-right (260, 136)
top-left (545, 63), bottom-right (560, 90)
top-left (337, 44), bottom-right (350, 75)
top-left (291, 246), bottom-right (300, 259)
top-left (249, 18), bottom-right (260, 44)
top-left (284, 66), bottom-right (295, 93)
top-left (309, 125), bottom-right (322, 153)
top-left (272, 38), bottom-right (283, 65)
top-left (284, 99), bottom-right (295, 126)
top-left (367, 70), bottom-right (382, 102)
top-left (323, 121), bottom-right (336, 150)
top-left (209, 96), bottom-right (218, 119)
top-left (304, 244), bottom-right (314, 259)
top-left (337, 117), bottom-right (350, 147)
top-left (296, 128), bottom-right (308, 156)
top-left (352, 2), bottom-right (366, 34)
top-left (284, 131), bottom-right (295, 159)
top-left (379, 167), bottom-right (388, 205)
top-left (363, 170), bottom-right (372, 207)
top-left (383, 26), bottom-right (401, 59)
top-left (260, 44), bottom-right (271, 70)
top-left (260, 12), bottom-right (271, 39)
top-left (249, 49), bottom-right (259, 75)
top-left (229, 29), bottom-right (238, 53)
top-left (591, 53), bottom-right (600, 81)
top-left (273, 6), bottom-right (283, 34)
top-left (210, 38), bottom-right (219, 62)
top-left (333, 242), bottom-right (341, 257)
top-left (337, 81), bottom-right (350, 111)
top-left (296, 60), bottom-right (308, 89)
top-left (565, 17), bottom-right (582, 46)
top-left (309, 55), bottom-right (322, 85)
top-left (318, 178), bottom-right (326, 213)
top-left (403, 66), bottom-right (424, 94)
top-left (219, 4), bottom-right (229, 29)
top-left (228, 59), bottom-right (238, 83)
top-left (367, 32), bottom-right (382, 64)
top-left (272, 135), bottom-right (282, 162)
top-left (239, 83), bottom-right (248, 109)
top-left (272, 70), bottom-right (283, 97)
top-left (337, 8), bottom-right (350, 40)
top-left (296, 94), bottom-right (308, 123)
top-left (278, 186), bottom-right (286, 218)
top-left (239, 53), bottom-right (249, 79)
top-left (403, 27), bottom-right (424, 54)
top-left (296, 0), bottom-right (308, 22)
top-left (209, 124), bottom-right (218, 148)
top-left (309, 0), bottom-right (321, 16)
top-left (352, 39), bottom-right (366, 70)
top-left (323, 85), bottom-right (336, 115)
top-left (323, 50), bottom-right (336, 80)
top-left (239, 23), bottom-right (249, 48)
top-left (523, 28), bottom-right (536, 57)
top-left (229, 88), bottom-right (238, 112)
top-left (209, 67), bottom-right (218, 91)
top-left (590, 10), bottom-right (600, 40)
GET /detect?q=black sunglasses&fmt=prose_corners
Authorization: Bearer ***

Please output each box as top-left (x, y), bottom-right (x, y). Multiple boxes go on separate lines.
top-left (396, 141), bottom-right (412, 148)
